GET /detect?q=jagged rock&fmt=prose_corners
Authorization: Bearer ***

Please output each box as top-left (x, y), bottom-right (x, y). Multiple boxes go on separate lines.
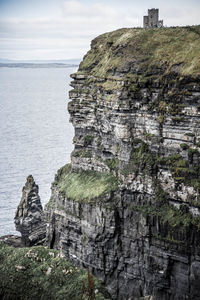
top-left (14, 175), bottom-right (46, 246)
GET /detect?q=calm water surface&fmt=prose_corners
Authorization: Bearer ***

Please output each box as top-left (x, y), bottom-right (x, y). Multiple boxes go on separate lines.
top-left (0, 67), bottom-right (76, 235)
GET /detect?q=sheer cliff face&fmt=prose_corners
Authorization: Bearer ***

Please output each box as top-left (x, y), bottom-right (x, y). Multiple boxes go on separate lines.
top-left (46, 27), bottom-right (200, 299)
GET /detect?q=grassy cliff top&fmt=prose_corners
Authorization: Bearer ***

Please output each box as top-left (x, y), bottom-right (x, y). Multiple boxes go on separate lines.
top-left (79, 26), bottom-right (200, 78)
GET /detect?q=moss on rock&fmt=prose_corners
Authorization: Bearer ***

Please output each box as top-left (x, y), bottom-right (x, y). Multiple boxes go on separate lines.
top-left (53, 164), bottom-right (118, 203)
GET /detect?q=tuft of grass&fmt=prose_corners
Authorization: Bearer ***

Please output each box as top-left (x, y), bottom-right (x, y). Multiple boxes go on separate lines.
top-left (0, 244), bottom-right (111, 300)
top-left (121, 141), bottom-right (158, 176)
top-left (54, 164), bottom-right (118, 202)
top-left (72, 150), bottom-right (92, 158)
top-left (84, 135), bottom-right (94, 146)
top-left (180, 143), bottom-right (189, 150)
top-left (185, 132), bottom-right (195, 137)
top-left (101, 80), bottom-right (122, 91)
top-left (188, 148), bottom-right (199, 155)
top-left (105, 158), bottom-right (119, 171)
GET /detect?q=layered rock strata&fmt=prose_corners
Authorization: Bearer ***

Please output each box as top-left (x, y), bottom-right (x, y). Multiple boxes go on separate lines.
top-left (15, 175), bottom-right (46, 246)
top-left (46, 27), bottom-right (200, 299)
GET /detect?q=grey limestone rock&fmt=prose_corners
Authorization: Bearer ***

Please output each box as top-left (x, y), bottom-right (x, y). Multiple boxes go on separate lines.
top-left (14, 175), bottom-right (46, 246)
top-left (45, 27), bottom-right (200, 299)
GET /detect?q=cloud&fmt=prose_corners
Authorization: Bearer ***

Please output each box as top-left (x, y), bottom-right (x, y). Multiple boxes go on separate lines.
top-left (61, 0), bottom-right (140, 27)
top-left (0, 0), bottom-right (199, 60)
top-left (0, 17), bottom-right (94, 59)
top-left (0, 1), bottom-right (141, 60)
top-left (162, 7), bottom-right (200, 26)
top-left (62, 0), bottom-right (90, 16)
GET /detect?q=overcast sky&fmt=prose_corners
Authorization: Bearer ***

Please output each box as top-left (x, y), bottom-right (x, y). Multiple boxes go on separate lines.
top-left (0, 0), bottom-right (199, 61)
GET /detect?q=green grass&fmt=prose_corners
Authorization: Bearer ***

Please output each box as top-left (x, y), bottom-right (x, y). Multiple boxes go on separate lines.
top-left (101, 80), bottom-right (122, 91)
top-left (131, 203), bottom-right (200, 230)
top-left (79, 26), bottom-right (200, 78)
top-left (180, 143), bottom-right (189, 150)
top-left (120, 139), bottom-right (200, 194)
top-left (185, 132), bottom-right (195, 137)
top-left (84, 135), bottom-right (94, 146)
top-left (188, 148), bottom-right (199, 155)
top-left (0, 244), bottom-right (111, 300)
top-left (72, 149), bottom-right (92, 158)
top-left (54, 164), bottom-right (118, 203)
top-left (105, 158), bottom-right (119, 171)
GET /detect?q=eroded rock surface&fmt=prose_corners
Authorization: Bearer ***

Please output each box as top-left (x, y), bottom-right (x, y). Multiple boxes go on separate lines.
top-left (45, 27), bottom-right (200, 299)
top-left (15, 175), bottom-right (46, 246)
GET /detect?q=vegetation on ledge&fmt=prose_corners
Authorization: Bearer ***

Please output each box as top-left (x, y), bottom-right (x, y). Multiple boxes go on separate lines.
top-left (0, 244), bottom-right (111, 300)
top-left (53, 164), bottom-right (118, 203)
top-left (121, 140), bottom-right (158, 176)
top-left (131, 203), bottom-right (200, 231)
top-left (120, 138), bottom-right (200, 198)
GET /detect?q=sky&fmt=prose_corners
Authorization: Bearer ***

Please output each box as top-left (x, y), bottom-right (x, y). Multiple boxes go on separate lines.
top-left (0, 0), bottom-right (199, 61)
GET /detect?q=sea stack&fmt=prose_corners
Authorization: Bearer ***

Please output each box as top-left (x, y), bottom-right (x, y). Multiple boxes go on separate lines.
top-left (14, 175), bottom-right (46, 246)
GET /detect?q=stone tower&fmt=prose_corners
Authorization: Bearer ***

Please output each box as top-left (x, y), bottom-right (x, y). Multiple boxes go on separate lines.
top-left (143, 8), bottom-right (163, 28)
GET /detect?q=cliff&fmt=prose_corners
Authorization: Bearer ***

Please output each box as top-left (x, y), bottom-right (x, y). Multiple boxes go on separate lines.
top-left (46, 26), bottom-right (200, 299)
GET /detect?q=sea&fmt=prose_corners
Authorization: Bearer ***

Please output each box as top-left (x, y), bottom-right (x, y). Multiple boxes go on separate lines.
top-left (0, 65), bottom-right (77, 235)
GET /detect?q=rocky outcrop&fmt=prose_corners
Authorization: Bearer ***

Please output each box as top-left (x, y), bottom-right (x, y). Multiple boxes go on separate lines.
top-left (15, 175), bottom-right (46, 246)
top-left (45, 26), bottom-right (200, 299)
top-left (0, 235), bottom-right (24, 248)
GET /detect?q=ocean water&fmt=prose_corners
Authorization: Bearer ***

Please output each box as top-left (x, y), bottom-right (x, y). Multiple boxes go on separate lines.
top-left (0, 66), bottom-right (77, 235)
